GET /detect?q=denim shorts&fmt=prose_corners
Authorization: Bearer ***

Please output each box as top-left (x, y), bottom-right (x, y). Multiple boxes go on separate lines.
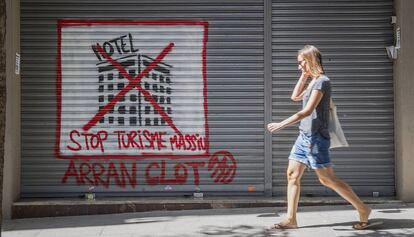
top-left (288, 131), bottom-right (333, 169)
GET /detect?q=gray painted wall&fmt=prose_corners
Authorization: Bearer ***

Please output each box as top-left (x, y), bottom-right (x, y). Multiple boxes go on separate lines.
top-left (3, 0), bottom-right (21, 219)
top-left (395, 0), bottom-right (414, 202)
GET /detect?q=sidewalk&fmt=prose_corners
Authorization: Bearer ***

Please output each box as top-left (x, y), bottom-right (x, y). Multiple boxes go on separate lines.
top-left (12, 197), bottom-right (400, 219)
top-left (3, 202), bottom-right (414, 237)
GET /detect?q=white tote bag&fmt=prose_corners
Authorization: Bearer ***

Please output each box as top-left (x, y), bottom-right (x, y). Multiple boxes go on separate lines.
top-left (328, 99), bottom-right (349, 149)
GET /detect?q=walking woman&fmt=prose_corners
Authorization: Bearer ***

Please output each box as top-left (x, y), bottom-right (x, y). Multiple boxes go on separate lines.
top-left (267, 45), bottom-right (379, 230)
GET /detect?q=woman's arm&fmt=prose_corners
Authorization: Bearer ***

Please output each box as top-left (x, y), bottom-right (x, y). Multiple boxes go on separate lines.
top-left (290, 73), bottom-right (309, 101)
top-left (267, 89), bottom-right (324, 133)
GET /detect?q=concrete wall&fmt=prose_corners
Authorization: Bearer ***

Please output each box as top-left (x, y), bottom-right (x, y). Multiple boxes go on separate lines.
top-left (3, 0), bottom-right (21, 219)
top-left (395, 0), bottom-right (414, 202)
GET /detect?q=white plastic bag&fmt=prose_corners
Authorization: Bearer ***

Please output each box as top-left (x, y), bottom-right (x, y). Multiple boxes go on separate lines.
top-left (328, 99), bottom-right (349, 149)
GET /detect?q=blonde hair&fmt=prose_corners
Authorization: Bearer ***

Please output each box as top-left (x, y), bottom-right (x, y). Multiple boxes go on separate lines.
top-left (298, 45), bottom-right (325, 78)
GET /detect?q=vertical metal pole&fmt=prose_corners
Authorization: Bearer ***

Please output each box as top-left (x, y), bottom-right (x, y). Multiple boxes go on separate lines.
top-left (264, 0), bottom-right (273, 197)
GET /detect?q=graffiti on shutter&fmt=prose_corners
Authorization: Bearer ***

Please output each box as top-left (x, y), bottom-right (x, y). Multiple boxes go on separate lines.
top-left (56, 20), bottom-right (236, 188)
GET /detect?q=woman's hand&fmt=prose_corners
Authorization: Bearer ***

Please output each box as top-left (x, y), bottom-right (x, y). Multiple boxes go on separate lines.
top-left (291, 71), bottom-right (310, 101)
top-left (267, 122), bottom-right (284, 133)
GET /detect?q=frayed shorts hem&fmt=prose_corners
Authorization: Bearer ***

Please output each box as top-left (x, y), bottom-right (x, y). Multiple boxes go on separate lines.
top-left (288, 156), bottom-right (333, 170)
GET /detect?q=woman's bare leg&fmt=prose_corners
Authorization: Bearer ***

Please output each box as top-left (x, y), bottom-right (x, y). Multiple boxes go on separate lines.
top-left (315, 167), bottom-right (371, 222)
top-left (280, 160), bottom-right (307, 226)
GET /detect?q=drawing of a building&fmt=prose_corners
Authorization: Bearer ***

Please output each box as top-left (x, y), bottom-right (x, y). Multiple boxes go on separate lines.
top-left (96, 53), bottom-right (173, 127)
top-left (139, 55), bottom-right (173, 127)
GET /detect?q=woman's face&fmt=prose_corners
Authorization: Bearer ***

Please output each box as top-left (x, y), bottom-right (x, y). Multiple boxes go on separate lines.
top-left (297, 55), bottom-right (308, 73)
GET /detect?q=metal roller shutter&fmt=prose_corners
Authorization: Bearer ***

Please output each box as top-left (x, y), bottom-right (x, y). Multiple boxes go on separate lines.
top-left (21, 0), bottom-right (265, 197)
top-left (272, 0), bottom-right (394, 196)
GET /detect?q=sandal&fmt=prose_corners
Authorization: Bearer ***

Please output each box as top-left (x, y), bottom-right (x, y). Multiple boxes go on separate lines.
top-left (267, 223), bottom-right (298, 230)
top-left (352, 221), bottom-right (383, 230)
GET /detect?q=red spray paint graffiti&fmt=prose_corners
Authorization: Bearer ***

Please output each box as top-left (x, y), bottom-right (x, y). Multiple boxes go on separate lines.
top-left (57, 20), bottom-right (237, 188)
top-left (61, 160), bottom-right (138, 188)
top-left (56, 20), bottom-right (210, 160)
top-left (62, 151), bottom-right (236, 187)
top-left (66, 129), bottom-right (207, 153)
top-left (208, 151), bottom-right (237, 184)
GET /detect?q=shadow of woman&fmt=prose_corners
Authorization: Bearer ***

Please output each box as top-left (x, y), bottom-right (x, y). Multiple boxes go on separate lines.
top-left (300, 218), bottom-right (414, 235)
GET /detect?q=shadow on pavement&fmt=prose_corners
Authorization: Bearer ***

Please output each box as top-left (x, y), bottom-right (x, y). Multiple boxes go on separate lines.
top-left (197, 218), bottom-right (414, 237)
top-left (200, 224), bottom-right (270, 237)
top-left (377, 209), bottom-right (405, 214)
top-left (3, 208), bottom-right (282, 231)
top-left (301, 218), bottom-right (414, 237)
top-left (2, 215), bottom-right (175, 231)
top-left (302, 218), bottom-right (414, 230)
top-left (3, 204), bottom-right (413, 236)
top-left (257, 213), bottom-right (280, 217)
